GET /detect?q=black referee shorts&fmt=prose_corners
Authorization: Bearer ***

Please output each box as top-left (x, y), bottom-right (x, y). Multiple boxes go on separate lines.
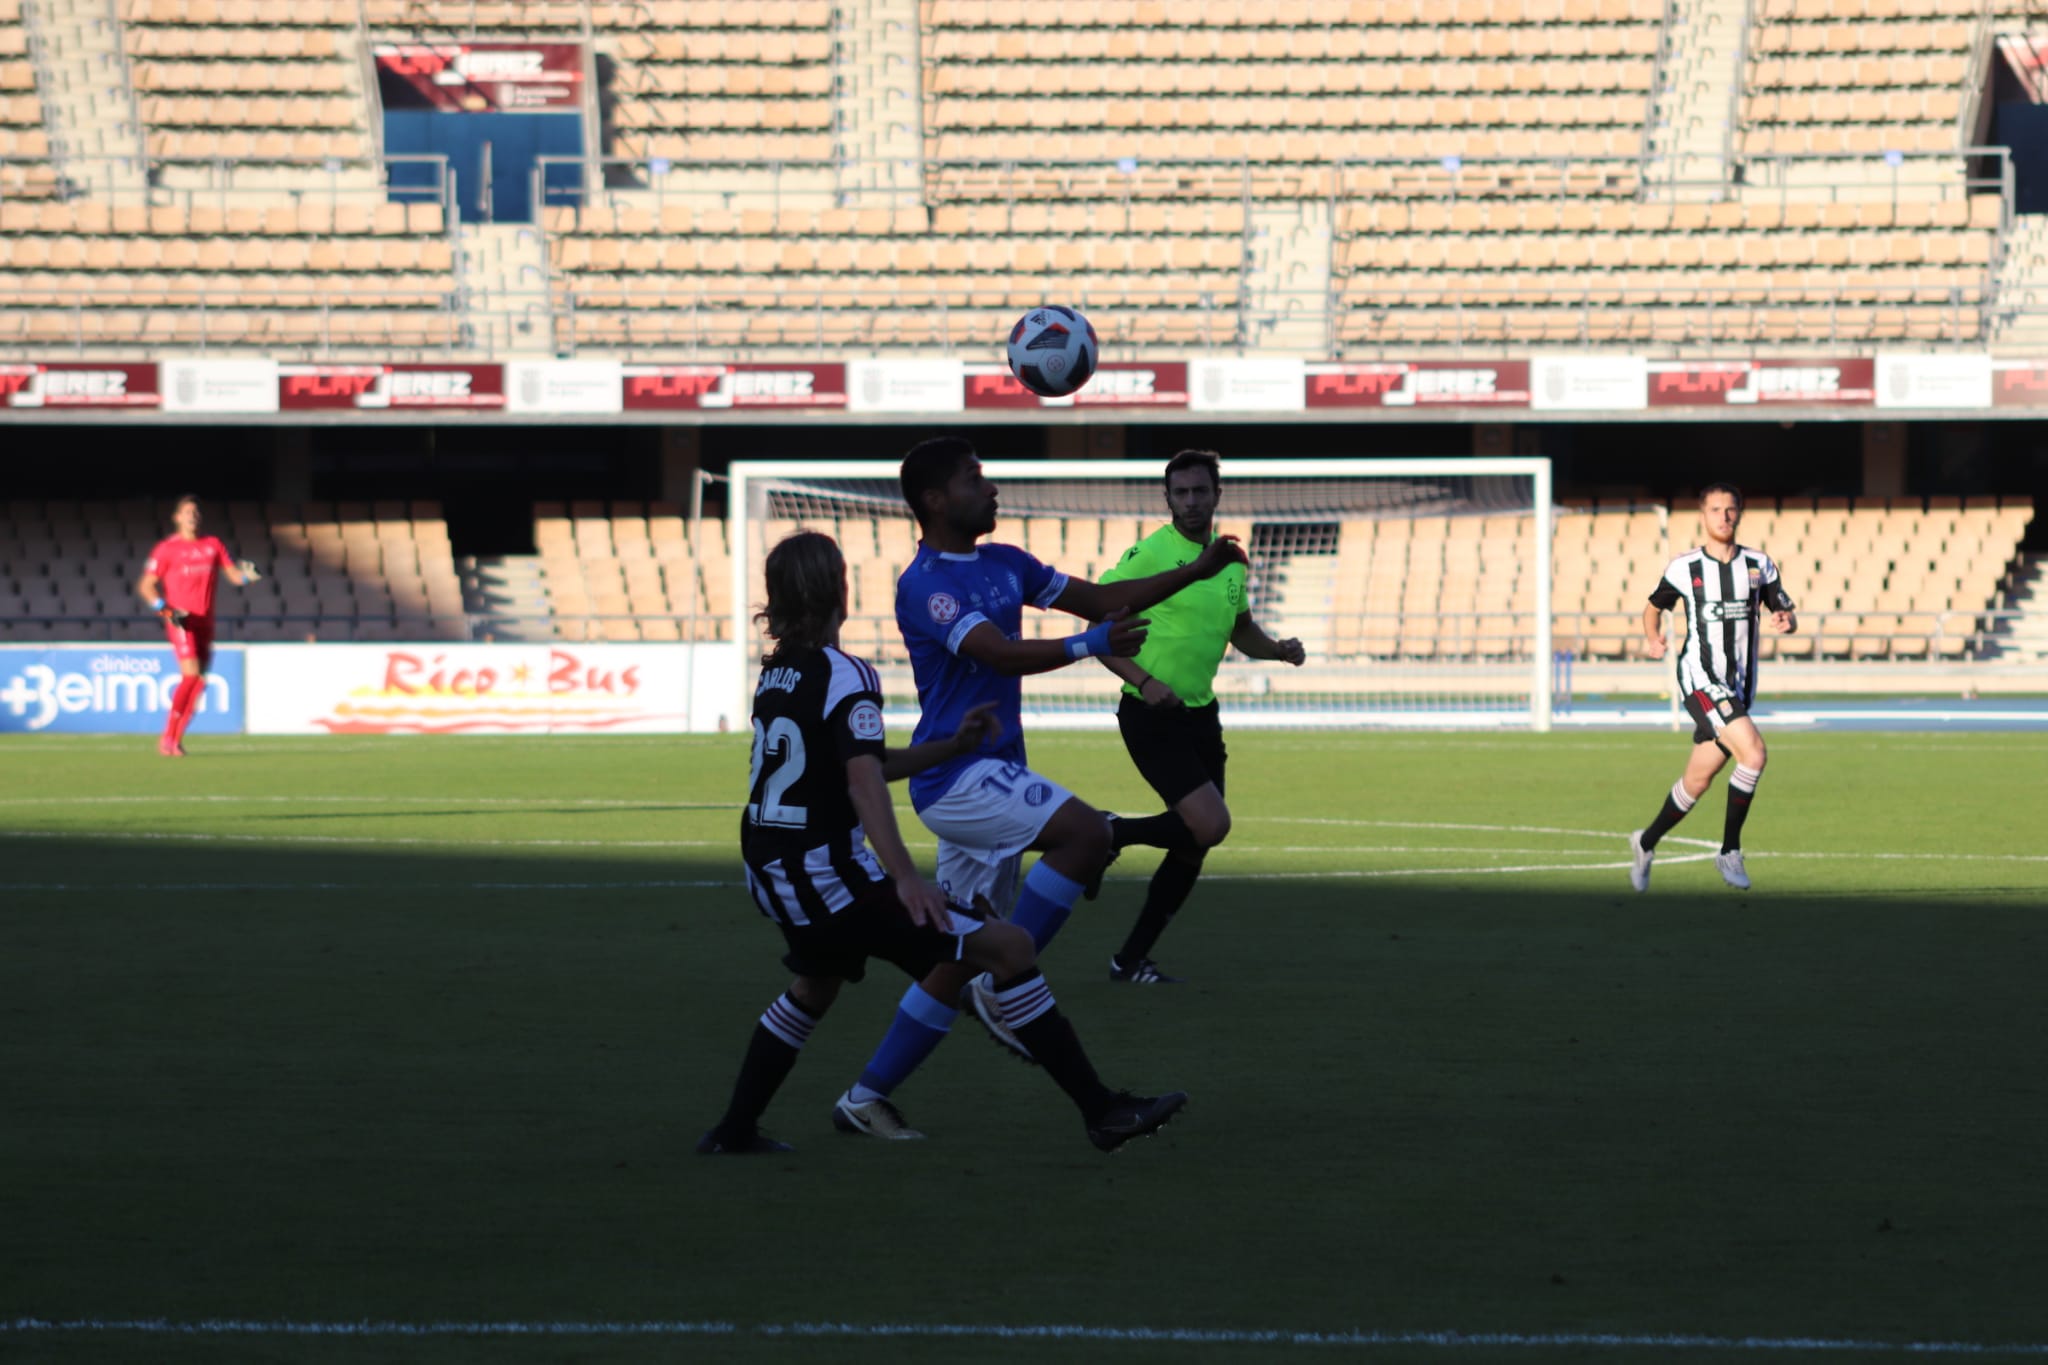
top-left (776, 879), bottom-right (981, 984)
top-left (1117, 694), bottom-right (1228, 807)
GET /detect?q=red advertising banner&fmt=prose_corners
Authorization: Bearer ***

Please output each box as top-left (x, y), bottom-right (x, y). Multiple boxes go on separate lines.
top-left (620, 363), bottom-right (847, 410)
top-left (1304, 361), bottom-right (1531, 408)
top-left (277, 364), bottom-right (506, 410)
top-left (373, 43), bottom-right (583, 112)
top-left (963, 362), bottom-right (1189, 409)
top-left (1647, 359), bottom-right (1875, 407)
top-left (1992, 360), bottom-right (2048, 408)
top-left (0, 361), bottom-right (160, 408)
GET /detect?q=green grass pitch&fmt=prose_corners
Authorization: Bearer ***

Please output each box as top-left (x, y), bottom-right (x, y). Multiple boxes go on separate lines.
top-left (3, 730), bottom-right (2046, 1365)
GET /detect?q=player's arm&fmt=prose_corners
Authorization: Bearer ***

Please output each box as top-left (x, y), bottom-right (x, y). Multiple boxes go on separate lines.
top-left (844, 755), bottom-right (949, 929)
top-left (880, 701), bottom-right (1002, 782)
top-left (215, 540), bottom-right (260, 588)
top-left (136, 562), bottom-right (182, 622)
top-left (956, 613), bottom-right (1148, 677)
top-left (1644, 578), bottom-right (1682, 659)
top-left (1049, 536), bottom-right (1247, 620)
top-left (1763, 576), bottom-right (1797, 634)
top-left (1095, 652), bottom-right (1179, 707)
top-left (1230, 610), bottom-right (1305, 665)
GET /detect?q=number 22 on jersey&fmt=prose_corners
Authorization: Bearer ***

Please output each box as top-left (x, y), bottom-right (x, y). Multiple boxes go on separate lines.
top-left (746, 715), bottom-right (810, 829)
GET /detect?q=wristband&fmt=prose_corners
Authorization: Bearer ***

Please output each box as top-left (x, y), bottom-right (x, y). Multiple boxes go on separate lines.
top-left (151, 597), bottom-right (166, 612)
top-left (1063, 621), bottom-right (1115, 660)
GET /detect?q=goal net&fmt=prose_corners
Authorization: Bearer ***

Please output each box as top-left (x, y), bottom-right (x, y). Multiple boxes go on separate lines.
top-left (727, 458), bottom-right (1554, 730)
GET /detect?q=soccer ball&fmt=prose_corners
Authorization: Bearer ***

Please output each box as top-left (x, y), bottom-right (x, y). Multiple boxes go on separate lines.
top-left (1006, 305), bottom-right (1099, 398)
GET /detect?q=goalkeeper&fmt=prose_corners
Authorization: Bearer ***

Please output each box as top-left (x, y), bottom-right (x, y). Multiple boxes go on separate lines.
top-left (135, 494), bottom-right (262, 757)
top-left (1095, 451), bottom-right (1304, 984)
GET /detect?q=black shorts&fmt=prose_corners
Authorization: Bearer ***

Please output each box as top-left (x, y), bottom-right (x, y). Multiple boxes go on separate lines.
top-left (1117, 694), bottom-right (1227, 806)
top-left (1681, 686), bottom-right (1751, 752)
top-left (775, 880), bottom-right (983, 984)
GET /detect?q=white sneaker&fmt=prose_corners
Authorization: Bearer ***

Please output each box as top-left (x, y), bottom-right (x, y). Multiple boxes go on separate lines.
top-left (1716, 849), bottom-right (1751, 891)
top-left (831, 1090), bottom-right (925, 1140)
top-left (1628, 830), bottom-right (1654, 892)
top-left (965, 972), bottom-right (1036, 1065)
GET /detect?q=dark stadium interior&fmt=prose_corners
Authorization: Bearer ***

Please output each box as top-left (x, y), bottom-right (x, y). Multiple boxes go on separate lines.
top-left (5, 420), bottom-right (2044, 558)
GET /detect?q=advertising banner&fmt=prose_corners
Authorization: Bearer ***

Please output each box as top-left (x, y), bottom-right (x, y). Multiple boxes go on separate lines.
top-left (1647, 358), bottom-right (1875, 407)
top-left (0, 645), bottom-right (244, 734)
top-left (505, 360), bottom-right (623, 414)
top-left (277, 363), bottom-right (507, 410)
top-left (1530, 355), bottom-right (1649, 411)
top-left (1875, 353), bottom-right (1993, 410)
top-left (245, 643), bottom-right (736, 735)
top-left (962, 362), bottom-right (1189, 409)
top-left (374, 43), bottom-right (584, 113)
top-left (621, 363), bottom-right (848, 411)
top-left (0, 362), bottom-right (161, 409)
top-left (846, 359), bottom-right (964, 413)
top-left (1992, 359), bottom-right (2048, 407)
top-left (1304, 360), bottom-right (1531, 408)
top-left (160, 358), bottom-right (281, 414)
top-left (1188, 357), bottom-right (1305, 412)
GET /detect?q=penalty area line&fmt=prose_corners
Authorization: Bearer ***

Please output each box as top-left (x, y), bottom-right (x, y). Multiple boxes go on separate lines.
top-left (6, 1318), bottom-right (2048, 1355)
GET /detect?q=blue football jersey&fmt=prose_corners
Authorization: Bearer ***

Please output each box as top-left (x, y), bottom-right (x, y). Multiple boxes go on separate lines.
top-left (896, 541), bottom-right (1069, 809)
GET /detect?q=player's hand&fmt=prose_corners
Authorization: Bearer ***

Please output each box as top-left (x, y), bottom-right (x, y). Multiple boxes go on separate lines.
top-left (894, 875), bottom-right (952, 931)
top-left (1191, 535), bottom-right (1247, 579)
top-left (1105, 606), bottom-right (1149, 657)
top-left (1138, 677), bottom-right (1182, 709)
top-left (1769, 610), bottom-right (1795, 634)
top-left (236, 559), bottom-right (264, 583)
top-left (1276, 638), bottom-right (1306, 666)
top-left (1643, 633), bottom-right (1667, 660)
top-left (948, 701), bottom-right (1003, 753)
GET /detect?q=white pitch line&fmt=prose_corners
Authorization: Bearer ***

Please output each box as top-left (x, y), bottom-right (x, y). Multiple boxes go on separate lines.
top-left (6, 1318), bottom-right (2048, 1355)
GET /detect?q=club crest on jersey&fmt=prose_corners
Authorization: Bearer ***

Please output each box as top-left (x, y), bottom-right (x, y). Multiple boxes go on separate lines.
top-left (928, 592), bottom-right (959, 624)
top-left (849, 699), bottom-right (885, 740)
top-left (1024, 782), bottom-right (1053, 807)
top-left (1692, 576), bottom-right (1704, 587)
top-left (1749, 567), bottom-right (1763, 588)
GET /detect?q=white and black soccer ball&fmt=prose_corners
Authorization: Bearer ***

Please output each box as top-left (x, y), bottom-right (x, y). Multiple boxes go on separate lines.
top-left (1006, 305), bottom-right (1100, 399)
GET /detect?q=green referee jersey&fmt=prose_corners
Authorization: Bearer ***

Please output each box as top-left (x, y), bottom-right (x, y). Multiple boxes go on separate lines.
top-left (1099, 523), bottom-right (1247, 707)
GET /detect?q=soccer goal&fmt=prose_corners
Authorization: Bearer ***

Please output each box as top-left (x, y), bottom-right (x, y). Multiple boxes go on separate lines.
top-left (727, 457), bottom-right (1555, 731)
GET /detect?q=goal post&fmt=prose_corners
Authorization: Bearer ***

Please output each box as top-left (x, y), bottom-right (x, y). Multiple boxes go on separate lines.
top-left (728, 457), bottom-right (1554, 731)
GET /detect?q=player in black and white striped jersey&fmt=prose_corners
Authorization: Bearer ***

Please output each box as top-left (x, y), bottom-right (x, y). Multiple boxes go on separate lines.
top-left (701, 529), bottom-right (1186, 1155)
top-left (1630, 483), bottom-right (1798, 893)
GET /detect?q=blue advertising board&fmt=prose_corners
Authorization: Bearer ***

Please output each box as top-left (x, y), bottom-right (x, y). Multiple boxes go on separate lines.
top-left (0, 645), bottom-right (246, 734)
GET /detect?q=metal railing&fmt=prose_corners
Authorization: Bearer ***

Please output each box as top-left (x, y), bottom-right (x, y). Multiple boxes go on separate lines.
top-left (0, 152), bottom-right (455, 210)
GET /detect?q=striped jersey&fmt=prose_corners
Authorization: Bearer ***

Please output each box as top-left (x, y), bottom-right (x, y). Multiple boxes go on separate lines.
top-left (739, 644), bottom-right (890, 926)
top-left (1646, 545), bottom-right (1796, 705)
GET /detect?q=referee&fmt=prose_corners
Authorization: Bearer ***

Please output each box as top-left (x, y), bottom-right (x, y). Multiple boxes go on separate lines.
top-left (1096, 450), bottom-right (1305, 983)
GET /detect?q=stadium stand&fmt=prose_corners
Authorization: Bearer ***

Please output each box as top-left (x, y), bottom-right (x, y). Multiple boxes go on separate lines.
top-left (0, 195), bottom-right (459, 350)
top-left (0, 500), bottom-right (466, 642)
top-left (533, 501), bottom-right (732, 642)
top-left (511, 498), bottom-right (2032, 661)
top-left (0, 0), bottom-right (51, 191)
top-left (1331, 188), bottom-right (2001, 347)
top-left (922, 0), bottom-right (1661, 166)
top-left (1741, 0), bottom-right (1977, 158)
top-left (545, 198), bottom-right (1245, 349)
top-left (122, 0), bottom-right (370, 166)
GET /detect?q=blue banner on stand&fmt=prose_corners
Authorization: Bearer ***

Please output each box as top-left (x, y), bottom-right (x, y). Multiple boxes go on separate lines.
top-left (0, 646), bottom-right (246, 734)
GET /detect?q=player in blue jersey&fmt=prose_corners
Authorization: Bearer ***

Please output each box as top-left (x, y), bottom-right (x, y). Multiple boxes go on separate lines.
top-left (830, 436), bottom-right (1245, 1139)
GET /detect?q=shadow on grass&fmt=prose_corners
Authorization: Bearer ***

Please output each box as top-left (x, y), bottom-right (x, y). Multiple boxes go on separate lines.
top-left (3, 831), bottom-right (2047, 1362)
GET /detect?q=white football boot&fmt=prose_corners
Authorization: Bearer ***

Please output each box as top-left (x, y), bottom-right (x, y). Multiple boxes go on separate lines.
top-left (1716, 848), bottom-right (1751, 891)
top-left (1628, 830), bottom-right (1654, 893)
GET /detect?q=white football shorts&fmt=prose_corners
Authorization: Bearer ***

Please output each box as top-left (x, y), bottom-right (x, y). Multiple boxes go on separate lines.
top-left (916, 757), bottom-right (1076, 916)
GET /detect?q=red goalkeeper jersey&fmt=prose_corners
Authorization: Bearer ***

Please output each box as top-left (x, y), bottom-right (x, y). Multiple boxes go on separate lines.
top-left (144, 535), bottom-right (232, 616)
